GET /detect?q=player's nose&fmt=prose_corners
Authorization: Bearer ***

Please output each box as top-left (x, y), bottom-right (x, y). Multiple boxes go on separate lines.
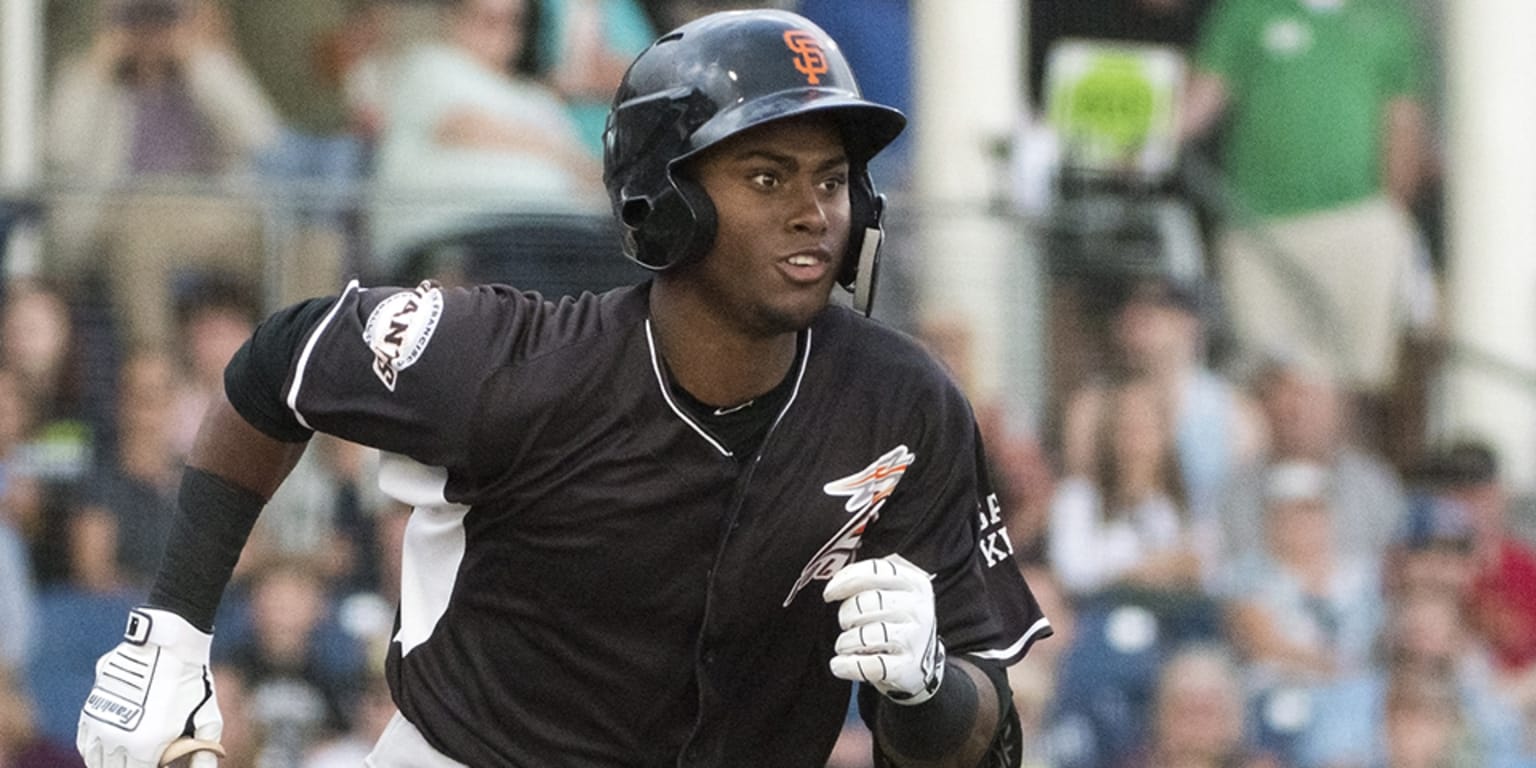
top-left (787, 181), bottom-right (829, 235)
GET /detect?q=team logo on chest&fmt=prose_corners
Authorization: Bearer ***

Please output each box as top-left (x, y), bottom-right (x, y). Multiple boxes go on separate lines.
top-left (782, 445), bottom-right (916, 607)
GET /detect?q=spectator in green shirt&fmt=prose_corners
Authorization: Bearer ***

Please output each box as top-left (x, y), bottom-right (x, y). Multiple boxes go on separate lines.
top-left (1180, 0), bottom-right (1436, 396)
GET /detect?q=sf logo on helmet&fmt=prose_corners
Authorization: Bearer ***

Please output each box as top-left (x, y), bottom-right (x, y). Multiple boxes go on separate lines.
top-left (783, 30), bottom-right (829, 85)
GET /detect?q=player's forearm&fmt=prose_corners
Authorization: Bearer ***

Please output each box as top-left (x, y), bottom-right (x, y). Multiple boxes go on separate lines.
top-left (187, 396), bottom-right (307, 500)
top-left (872, 656), bottom-right (1006, 768)
top-left (148, 398), bottom-right (306, 631)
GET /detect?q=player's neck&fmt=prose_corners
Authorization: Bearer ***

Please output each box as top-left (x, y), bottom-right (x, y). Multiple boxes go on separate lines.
top-left (648, 282), bottom-right (800, 407)
top-left (656, 329), bottom-right (799, 408)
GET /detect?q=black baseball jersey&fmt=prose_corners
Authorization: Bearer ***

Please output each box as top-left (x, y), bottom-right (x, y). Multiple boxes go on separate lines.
top-left (227, 279), bottom-right (1051, 767)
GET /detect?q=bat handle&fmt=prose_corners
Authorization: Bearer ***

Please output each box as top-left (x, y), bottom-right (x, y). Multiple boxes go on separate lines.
top-left (159, 737), bottom-right (226, 767)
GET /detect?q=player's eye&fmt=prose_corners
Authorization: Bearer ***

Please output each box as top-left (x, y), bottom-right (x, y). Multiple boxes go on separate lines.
top-left (749, 171), bottom-right (781, 189)
top-left (817, 175), bottom-right (847, 194)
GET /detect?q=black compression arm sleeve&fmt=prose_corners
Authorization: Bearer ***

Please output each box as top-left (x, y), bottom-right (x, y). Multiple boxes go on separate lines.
top-left (147, 468), bottom-right (267, 632)
top-left (864, 655), bottom-right (1019, 767)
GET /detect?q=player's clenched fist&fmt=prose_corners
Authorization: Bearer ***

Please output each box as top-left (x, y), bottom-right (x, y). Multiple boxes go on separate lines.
top-left (823, 554), bottom-right (946, 705)
top-left (78, 608), bottom-right (225, 768)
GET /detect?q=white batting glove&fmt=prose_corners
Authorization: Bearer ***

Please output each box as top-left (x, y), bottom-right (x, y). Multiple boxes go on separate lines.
top-left (823, 554), bottom-right (946, 706)
top-left (78, 608), bottom-right (225, 768)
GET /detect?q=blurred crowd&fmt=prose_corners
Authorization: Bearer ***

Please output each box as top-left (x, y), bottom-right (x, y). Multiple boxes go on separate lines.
top-left (0, 0), bottom-right (1531, 767)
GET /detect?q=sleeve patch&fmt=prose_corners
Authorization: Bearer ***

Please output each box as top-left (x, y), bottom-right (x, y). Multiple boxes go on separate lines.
top-left (976, 493), bottom-right (1016, 569)
top-left (363, 281), bottom-right (445, 391)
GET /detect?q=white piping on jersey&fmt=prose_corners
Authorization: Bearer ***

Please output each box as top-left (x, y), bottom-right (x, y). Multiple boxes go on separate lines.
top-left (971, 616), bottom-right (1053, 662)
top-left (642, 319), bottom-right (812, 458)
top-left (765, 330), bottom-right (811, 439)
top-left (378, 452), bottom-right (470, 656)
top-left (645, 319), bottom-right (732, 456)
top-left (287, 279), bottom-right (362, 430)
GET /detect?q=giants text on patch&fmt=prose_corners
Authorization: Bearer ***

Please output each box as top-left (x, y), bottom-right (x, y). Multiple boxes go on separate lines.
top-left (363, 281), bottom-right (444, 392)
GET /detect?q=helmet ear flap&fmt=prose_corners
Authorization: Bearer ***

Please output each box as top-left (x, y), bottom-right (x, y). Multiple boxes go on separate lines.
top-left (840, 161), bottom-right (886, 313)
top-left (840, 162), bottom-right (879, 288)
top-left (622, 174), bottom-right (718, 270)
top-left (606, 86), bottom-right (719, 271)
top-left (671, 174), bottom-right (718, 267)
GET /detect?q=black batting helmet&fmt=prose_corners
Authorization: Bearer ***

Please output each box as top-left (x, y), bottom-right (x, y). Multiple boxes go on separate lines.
top-left (602, 10), bottom-right (906, 313)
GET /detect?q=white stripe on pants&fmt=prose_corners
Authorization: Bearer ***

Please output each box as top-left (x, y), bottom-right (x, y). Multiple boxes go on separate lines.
top-left (365, 713), bottom-right (469, 768)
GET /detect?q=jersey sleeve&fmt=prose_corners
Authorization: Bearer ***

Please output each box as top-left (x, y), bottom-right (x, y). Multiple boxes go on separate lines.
top-left (888, 391), bottom-right (1052, 667)
top-left (228, 279), bottom-right (538, 477)
top-left (226, 296), bottom-right (333, 443)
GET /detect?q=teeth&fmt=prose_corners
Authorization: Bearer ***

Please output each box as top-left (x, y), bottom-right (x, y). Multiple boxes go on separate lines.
top-left (788, 255), bottom-right (818, 266)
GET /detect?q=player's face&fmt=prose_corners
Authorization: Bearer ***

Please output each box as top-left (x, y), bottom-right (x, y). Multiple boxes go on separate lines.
top-left (685, 115), bottom-right (851, 336)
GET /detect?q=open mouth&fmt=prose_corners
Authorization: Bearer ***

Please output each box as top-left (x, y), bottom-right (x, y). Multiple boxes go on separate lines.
top-left (780, 250), bottom-right (832, 283)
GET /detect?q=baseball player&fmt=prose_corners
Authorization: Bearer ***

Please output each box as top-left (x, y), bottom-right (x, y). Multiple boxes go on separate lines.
top-left (76, 10), bottom-right (1051, 767)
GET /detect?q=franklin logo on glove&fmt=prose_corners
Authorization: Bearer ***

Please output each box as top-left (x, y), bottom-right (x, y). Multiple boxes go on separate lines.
top-left (83, 693), bottom-right (142, 729)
